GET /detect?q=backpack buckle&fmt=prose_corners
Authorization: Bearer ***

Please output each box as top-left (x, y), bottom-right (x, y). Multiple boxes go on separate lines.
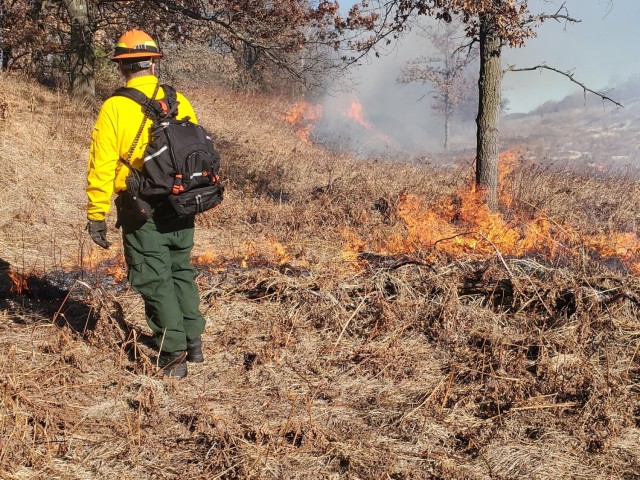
top-left (158, 99), bottom-right (168, 116)
top-left (171, 174), bottom-right (184, 195)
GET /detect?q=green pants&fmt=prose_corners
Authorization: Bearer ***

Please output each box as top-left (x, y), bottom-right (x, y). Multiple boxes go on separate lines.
top-left (122, 217), bottom-right (205, 353)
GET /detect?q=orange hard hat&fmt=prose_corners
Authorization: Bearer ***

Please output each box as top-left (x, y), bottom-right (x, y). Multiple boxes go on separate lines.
top-left (111, 29), bottom-right (162, 61)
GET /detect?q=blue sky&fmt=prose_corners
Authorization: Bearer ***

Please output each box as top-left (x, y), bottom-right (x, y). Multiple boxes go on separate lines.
top-left (502, 0), bottom-right (639, 111)
top-left (336, 0), bottom-right (639, 112)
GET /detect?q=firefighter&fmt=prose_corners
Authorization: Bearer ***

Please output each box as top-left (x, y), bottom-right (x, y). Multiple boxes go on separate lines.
top-left (86, 29), bottom-right (205, 378)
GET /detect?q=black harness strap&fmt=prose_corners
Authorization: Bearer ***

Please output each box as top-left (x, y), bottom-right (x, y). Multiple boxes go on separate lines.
top-left (112, 84), bottom-right (179, 119)
top-left (110, 83), bottom-right (182, 175)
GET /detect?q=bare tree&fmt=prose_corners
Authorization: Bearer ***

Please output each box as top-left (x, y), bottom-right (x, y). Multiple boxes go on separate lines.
top-left (66, 0), bottom-right (95, 98)
top-left (398, 22), bottom-right (477, 150)
top-left (340, 1), bottom-right (622, 210)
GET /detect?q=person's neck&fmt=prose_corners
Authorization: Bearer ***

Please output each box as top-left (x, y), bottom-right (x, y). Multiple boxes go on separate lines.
top-left (123, 68), bottom-right (155, 82)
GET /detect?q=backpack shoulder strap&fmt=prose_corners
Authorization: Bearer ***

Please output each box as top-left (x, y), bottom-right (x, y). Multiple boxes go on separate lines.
top-left (112, 87), bottom-right (152, 108)
top-left (111, 86), bottom-right (167, 119)
top-left (159, 84), bottom-right (179, 118)
top-left (110, 83), bottom-right (161, 171)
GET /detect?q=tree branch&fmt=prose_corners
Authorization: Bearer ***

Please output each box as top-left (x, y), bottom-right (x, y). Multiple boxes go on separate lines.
top-left (143, 0), bottom-right (338, 85)
top-left (505, 64), bottom-right (623, 108)
top-left (520, 2), bottom-right (580, 34)
top-left (148, 0), bottom-right (272, 50)
top-left (531, 1), bottom-right (580, 25)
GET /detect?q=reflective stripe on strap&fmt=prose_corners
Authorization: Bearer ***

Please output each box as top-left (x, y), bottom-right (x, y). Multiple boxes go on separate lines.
top-left (143, 145), bottom-right (168, 163)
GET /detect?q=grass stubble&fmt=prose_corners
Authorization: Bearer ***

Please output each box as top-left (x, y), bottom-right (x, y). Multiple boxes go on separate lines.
top-left (0, 74), bottom-right (639, 479)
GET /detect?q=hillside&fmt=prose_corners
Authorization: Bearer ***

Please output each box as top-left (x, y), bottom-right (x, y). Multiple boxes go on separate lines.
top-left (501, 84), bottom-right (640, 173)
top-left (1, 73), bottom-right (640, 479)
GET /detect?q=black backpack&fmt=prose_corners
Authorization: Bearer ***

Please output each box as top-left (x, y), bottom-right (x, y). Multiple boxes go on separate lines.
top-left (113, 84), bottom-right (224, 217)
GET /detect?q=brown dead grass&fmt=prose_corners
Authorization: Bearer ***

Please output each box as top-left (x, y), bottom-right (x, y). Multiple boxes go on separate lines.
top-left (1, 73), bottom-right (639, 479)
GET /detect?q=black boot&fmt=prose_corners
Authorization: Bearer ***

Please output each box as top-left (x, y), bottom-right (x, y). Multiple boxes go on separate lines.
top-left (158, 350), bottom-right (188, 378)
top-left (186, 336), bottom-right (204, 363)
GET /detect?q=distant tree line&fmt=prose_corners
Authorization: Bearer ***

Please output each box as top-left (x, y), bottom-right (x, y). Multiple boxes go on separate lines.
top-left (0, 0), bottom-right (342, 97)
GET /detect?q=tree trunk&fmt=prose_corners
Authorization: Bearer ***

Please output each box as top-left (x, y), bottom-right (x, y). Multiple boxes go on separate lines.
top-left (0, 4), bottom-right (7, 70)
top-left (1, 46), bottom-right (10, 71)
top-left (475, 15), bottom-right (503, 210)
top-left (444, 114), bottom-right (449, 150)
top-left (443, 92), bottom-right (450, 150)
top-left (66, 0), bottom-right (95, 98)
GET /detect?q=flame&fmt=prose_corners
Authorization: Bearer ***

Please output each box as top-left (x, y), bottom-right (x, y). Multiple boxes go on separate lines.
top-left (344, 98), bottom-right (391, 144)
top-left (240, 241), bottom-right (258, 268)
top-left (346, 100), bottom-right (373, 130)
top-left (85, 248), bottom-right (127, 282)
top-left (193, 251), bottom-right (221, 268)
top-left (345, 150), bottom-right (640, 274)
top-left (342, 228), bottom-right (368, 263)
top-left (382, 189), bottom-right (524, 257)
top-left (284, 101), bottom-right (323, 143)
top-left (374, 152), bottom-right (525, 258)
top-left (497, 150), bottom-right (518, 208)
top-left (104, 261), bottom-right (127, 283)
top-left (81, 245), bottom-right (120, 272)
top-left (585, 231), bottom-right (640, 269)
top-left (193, 237), bottom-right (295, 272)
top-left (268, 238), bottom-right (290, 265)
top-left (284, 97), bottom-right (392, 146)
top-left (8, 269), bottom-right (28, 295)
top-left (384, 188), bottom-right (573, 259)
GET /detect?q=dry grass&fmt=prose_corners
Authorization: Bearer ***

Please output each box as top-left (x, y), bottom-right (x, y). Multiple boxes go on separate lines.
top-left (1, 73), bottom-right (639, 479)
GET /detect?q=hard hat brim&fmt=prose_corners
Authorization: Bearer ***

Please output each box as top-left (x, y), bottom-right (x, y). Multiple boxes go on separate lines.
top-left (111, 52), bottom-right (163, 61)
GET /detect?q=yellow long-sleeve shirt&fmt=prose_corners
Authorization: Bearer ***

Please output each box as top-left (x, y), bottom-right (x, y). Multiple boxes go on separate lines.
top-left (86, 75), bottom-right (197, 221)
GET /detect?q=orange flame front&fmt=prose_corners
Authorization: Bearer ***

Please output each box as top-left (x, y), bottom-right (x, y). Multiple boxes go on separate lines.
top-left (346, 100), bottom-right (373, 130)
top-left (384, 189), bottom-right (547, 258)
top-left (343, 151), bottom-right (640, 274)
top-left (284, 101), bottom-right (323, 143)
top-left (104, 262), bottom-right (126, 283)
top-left (284, 97), bottom-right (391, 146)
top-left (268, 238), bottom-right (290, 265)
top-left (345, 99), bottom-right (391, 144)
top-left (8, 269), bottom-right (28, 295)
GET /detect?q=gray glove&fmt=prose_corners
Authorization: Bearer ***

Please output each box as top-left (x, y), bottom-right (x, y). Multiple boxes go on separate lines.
top-left (86, 220), bottom-right (112, 249)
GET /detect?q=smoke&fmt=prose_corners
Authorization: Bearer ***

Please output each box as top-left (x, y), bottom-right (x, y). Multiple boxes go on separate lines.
top-left (315, 21), bottom-right (478, 158)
